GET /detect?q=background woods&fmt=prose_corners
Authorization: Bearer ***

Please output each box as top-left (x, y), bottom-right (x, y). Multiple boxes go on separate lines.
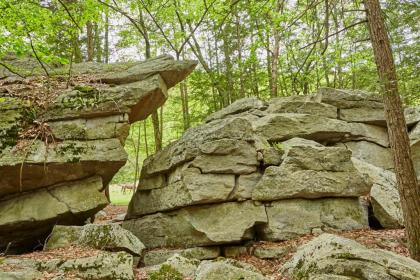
top-left (0, 0), bottom-right (418, 181)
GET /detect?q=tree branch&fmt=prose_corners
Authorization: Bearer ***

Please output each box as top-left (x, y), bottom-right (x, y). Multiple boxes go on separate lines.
top-left (57, 0), bottom-right (82, 31)
top-left (300, 19), bottom-right (367, 50)
top-left (0, 62), bottom-right (26, 78)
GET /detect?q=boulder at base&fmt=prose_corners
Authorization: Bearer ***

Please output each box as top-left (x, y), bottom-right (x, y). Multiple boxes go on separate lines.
top-left (44, 223), bottom-right (145, 257)
top-left (282, 233), bottom-right (420, 279)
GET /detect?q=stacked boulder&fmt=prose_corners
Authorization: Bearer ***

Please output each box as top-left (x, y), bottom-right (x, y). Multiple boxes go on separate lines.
top-left (0, 55), bottom-right (197, 252)
top-left (124, 88), bottom-right (420, 251)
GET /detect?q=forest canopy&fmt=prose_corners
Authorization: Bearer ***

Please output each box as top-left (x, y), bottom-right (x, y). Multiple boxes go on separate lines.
top-left (0, 0), bottom-right (419, 183)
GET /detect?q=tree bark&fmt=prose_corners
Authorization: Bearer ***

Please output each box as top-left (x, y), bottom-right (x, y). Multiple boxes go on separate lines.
top-left (271, 0), bottom-right (283, 98)
top-left (364, 0), bottom-right (420, 261)
top-left (86, 21), bottom-right (94, 62)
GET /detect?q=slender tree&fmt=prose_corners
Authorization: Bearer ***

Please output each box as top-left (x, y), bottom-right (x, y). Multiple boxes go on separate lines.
top-left (364, 0), bottom-right (420, 261)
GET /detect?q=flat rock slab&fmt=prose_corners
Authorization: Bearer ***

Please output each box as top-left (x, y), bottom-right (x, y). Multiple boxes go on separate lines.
top-left (335, 141), bottom-right (394, 170)
top-left (253, 113), bottom-right (389, 146)
top-left (0, 138), bottom-right (127, 196)
top-left (0, 176), bottom-right (107, 251)
top-left (282, 233), bottom-right (420, 279)
top-left (195, 259), bottom-right (267, 280)
top-left (143, 247), bottom-right (220, 266)
top-left (1, 251), bottom-right (134, 280)
top-left (258, 198), bottom-right (368, 241)
top-left (123, 201), bottom-right (267, 249)
top-left (45, 223), bottom-right (145, 256)
top-left (352, 158), bottom-right (404, 228)
top-left (252, 138), bottom-right (371, 200)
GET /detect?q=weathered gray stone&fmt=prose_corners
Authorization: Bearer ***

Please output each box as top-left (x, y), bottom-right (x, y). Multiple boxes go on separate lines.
top-left (123, 201), bottom-right (267, 248)
top-left (128, 168), bottom-right (235, 217)
top-left (231, 173), bottom-right (262, 201)
top-left (253, 113), bottom-right (389, 146)
top-left (0, 176), bottom-right (107, 250)
top-left (195, 259), bottom-right (267, 280)
top-left (259, 198), bottom-right (368, 241)
top-left (140, 117), bottom-right (254, 177)
top-left (205, 97), bottom-right (266, 122)
top-left (145, 254), bottom-right (199, 279)
top-left (405, 107), bottom-right (420, 126)
top-left (223, 246), bottom-right (250, 258)
top-left (143, 247), bottom-right (220, 266)
top-left (45, 223), bottom-right (145, 256)
top-left (99, 54), bottom-right (197, 88)
top-left (40, 251), bottom-right (134, 280)
top-left (0, 258), bottom-right (41, 280)
top-left (0, 97), bottom-right (25, 150)
top-left (410, 122), bottom-right (420, 143)
top-left (282, 233), bottom-right (420, 280)
top-left (191, 140), bottom-right (258, 174)
top-left (138, 174), bottom-right (166, 190)
top-left (253, 245), bottom-right (290, 259)
top-left (252, 138), bottom-right (371, 200)
top-left (352, 158), bottom-right (404, 228)
top-left (267, 98), bottom-right (338, 119)
top-left (316, 88), bottom-right (383, 109)
top-left (43, 74), bottom-right (168, 123)
top-left (335, 141), bottom-right (394, 170)
top-left (48, 114), bottom-right (130, 143)
top-left (413, 142), bottom-right (420, 175)
top-left (0, 138), bottom-right (127, 196)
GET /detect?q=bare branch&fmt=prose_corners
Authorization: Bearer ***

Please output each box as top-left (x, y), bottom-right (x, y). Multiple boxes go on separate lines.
top-left (96, 0), bottom-right (146, 38)
top-left (300, 19), bottom-right (367, 50)
top-left (57, 0), bottom-right (82, 31)
top-left (0, 62), bottom-right (26, 78)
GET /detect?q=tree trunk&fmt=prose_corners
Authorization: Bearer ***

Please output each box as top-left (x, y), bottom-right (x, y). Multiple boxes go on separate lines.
top-left (271, 1), bottom-right (283, 98)
top-left (94, 23), bottom-right (102, 62)
top-left (139, 9), bottom-right (160, 151)
top-left (86, 21), bottom-right (94, 62)
top-left (104, 10), bottom-right (109, 63)
top-left (364, 0), bottom-right (420, 261)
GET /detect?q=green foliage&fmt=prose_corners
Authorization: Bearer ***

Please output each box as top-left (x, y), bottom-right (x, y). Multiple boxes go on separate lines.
top-left (147, 264), bottom-right (183, 280)
top-left (1, 0), bottom-right (418, 186)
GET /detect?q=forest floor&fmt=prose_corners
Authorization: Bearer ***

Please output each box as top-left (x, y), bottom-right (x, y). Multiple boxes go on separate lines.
top-left (96, 205), bottom-right (409, 280)
top-left (3, 205), bottom-right (408, 280)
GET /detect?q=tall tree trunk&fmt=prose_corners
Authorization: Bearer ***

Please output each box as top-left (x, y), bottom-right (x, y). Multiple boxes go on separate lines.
top-left (139, 9), bottom-right (160, 151)
top-left (364, 0), bottom-right (420, 261)
top-left (86, 21), bottom-right (94, 61)
top-left (143, 120), bottom-right (149, 157)
top-left (104, 10), bottom-right (109, 63)
top-left (94, 23), bottom-right (102, 62)
top-left (235, 11), bottom-right (245, 98)
top-left (271, 0), bottom-right (283, 98)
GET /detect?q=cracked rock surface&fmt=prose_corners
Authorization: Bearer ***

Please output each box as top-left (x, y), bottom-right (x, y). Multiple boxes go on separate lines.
top-left (124, 88), bottom-right (419, 249)
top-left (0, 55), bottom-right (197, 252)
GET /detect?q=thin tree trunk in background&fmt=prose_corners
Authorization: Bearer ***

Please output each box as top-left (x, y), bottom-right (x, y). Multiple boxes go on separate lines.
top-left (104, 10), bottom-right (109, 63)
top-left (73, 37), bottom-right (82, 63)
top-left (143, 120), bottom-right (149, 157)
top-left (133, 124), bottom-right (141, 192)
top-left (271, 0), bottom-right (283, 98)
top-left (364, 0), bottom-right (420, 261)
top-left (266, 30), bottom-right (273, 97)
top-left (235, 11), bottom-right (245, 98)
top-left (139, 9), bottom-right (160, 151)
top-left (86, 21), bottom-right (94, 61)
top-left (94, 23), bottom-right (102, 62)
top-left (222, 24), bottom-right (234, 104)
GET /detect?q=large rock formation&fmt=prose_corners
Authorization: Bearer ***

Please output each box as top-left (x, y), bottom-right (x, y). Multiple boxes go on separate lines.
top-left (124, 88), bottom-right (419, 250)
top-left (0, 55), bottom-right (197, 252)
